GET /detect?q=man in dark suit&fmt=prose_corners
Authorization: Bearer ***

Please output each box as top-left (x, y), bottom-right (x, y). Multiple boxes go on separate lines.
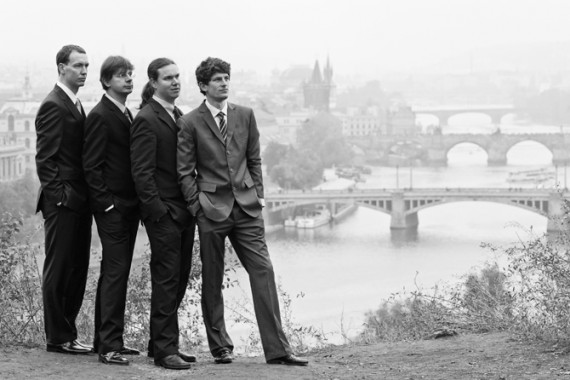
top-left (177, 57), bottom-right (308, 366)
top-left (35, 44), bottom-right (93, 355)
top-left (83, 56), bottom-right (140, 365)
top-left (130, 58), bottom-right (196, 370)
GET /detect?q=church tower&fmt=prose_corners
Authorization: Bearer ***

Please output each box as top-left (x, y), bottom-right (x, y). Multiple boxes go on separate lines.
top-left (303, 57), bottom-right (334, 111)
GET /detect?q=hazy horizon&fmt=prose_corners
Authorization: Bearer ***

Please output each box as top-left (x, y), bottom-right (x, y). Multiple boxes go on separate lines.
top-left (3, 0), bottom-right (570, 81)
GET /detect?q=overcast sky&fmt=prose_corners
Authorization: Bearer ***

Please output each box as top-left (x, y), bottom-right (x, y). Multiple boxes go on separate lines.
top-left (3, 0), bottom-right (570, 79)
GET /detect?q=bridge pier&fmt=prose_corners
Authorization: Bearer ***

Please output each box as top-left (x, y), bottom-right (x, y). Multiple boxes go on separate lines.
top-left (487, 149), bottom-right (507, 166)
top-left (390, 211), bottom-right (419, 229)
top-left (390, 191), bottom-right (419, 229)
top-left (426, 148), bottom-right (447, 166)
top-left (546, 193), bottom-right (567, 232)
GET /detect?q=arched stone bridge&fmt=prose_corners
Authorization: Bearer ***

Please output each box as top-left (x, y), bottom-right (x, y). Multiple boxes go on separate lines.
top-left (373, 133), bottom-right (570, 165)
top-left (264, 188), bottom-right (569, 232)
top-left (413, 105), bottom-right (517, 126)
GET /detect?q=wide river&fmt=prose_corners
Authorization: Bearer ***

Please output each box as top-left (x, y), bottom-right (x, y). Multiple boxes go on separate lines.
top-left (225, 114), bottom-right (565, 346)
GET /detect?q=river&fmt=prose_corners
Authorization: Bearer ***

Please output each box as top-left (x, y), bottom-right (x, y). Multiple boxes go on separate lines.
top-left (225, 114), bottom-right (562, 346)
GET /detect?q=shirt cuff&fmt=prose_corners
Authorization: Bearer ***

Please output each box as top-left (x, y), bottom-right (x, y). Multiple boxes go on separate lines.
top-left (105, 204), bottom-right (115, 212)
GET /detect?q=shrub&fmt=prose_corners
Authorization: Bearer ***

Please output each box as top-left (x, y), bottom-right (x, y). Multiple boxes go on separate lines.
top-left (0, 212), bottom-right (44, 345)
top-left (0, 215), bottom-right (320, 355)
top-left (361, 264), bottom-right (513, 342)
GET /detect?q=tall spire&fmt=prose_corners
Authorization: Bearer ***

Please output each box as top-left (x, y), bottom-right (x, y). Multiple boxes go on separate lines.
top-left (323, 55), bottom-right (333, 84)
top-left (22, 73), bottom-right (32, 100)
top-left (310, 60), bottom-right (323, 84)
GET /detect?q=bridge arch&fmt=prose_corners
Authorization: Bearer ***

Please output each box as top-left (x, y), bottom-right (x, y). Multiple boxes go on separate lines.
top-left (445, 141), bottom-right (489, 163)
top-left (505, 140), bottom-right (553, 165)
top-left (447, 112), bottom-right (493, 127)
top-left (406, 197), bottom-right (549, 217)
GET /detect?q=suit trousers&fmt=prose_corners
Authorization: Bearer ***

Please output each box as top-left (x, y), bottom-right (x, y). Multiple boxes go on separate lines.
top-left (93, 209), bottom-right (139, 354)
top-left (144, 213), bottom-right (195, 361)
top-left (42, 205), bottom-right (92, 345)
top-left (198, 202), bottom-right (292, 361)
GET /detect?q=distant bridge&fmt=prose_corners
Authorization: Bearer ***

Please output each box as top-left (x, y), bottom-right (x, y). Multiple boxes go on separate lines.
top-left (412, 105), bottom-right (518, 126)
top-left (361, 133), bottom-right (570, 166)
top-left (264, 188), bottom-right (568, 232)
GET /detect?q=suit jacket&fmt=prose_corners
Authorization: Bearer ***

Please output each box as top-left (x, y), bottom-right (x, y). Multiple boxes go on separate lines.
top-left (83, 95), bottom-right (139, 215)
top-left (177, 101), bottom-right (263, 222)
top-left (130, 98), bottom-right (191, 225)
top-left (35, 84), bottom-right (89, 213)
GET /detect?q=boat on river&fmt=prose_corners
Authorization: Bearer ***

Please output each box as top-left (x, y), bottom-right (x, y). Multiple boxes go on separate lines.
top-left (507, 168), bottom-right (554, 184)
top-left (284, 206), bottom-right (332, 229)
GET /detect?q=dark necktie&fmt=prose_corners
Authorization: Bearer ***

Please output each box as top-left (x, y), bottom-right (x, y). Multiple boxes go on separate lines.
top-left (173, 106), bottom-right (183, 121)
top-left (124, 108), bottom-right (133, 123)
top-left (217, 111), bottom-right (227, 142)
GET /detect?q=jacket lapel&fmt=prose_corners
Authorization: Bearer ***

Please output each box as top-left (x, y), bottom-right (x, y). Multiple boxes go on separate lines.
top-left (54, 85), bottom-right (84, 121)
top-left (149, 98), bottom-right (177, 135)
top-left (101, 95), bottom-right (130, 129)
top-left (199, 101), bottom-right (225, 144)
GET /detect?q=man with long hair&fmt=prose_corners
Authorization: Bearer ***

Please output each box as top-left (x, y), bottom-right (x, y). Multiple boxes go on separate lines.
top-left (130, 58), bottom-right (196, 370)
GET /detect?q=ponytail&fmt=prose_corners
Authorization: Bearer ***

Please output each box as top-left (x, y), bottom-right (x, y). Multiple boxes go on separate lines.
top-left (139, 82), bottom-right (155, 109)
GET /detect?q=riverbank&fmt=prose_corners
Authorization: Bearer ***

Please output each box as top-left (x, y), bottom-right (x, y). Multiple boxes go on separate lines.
top-left (1, 332), bottom-right (566, 379)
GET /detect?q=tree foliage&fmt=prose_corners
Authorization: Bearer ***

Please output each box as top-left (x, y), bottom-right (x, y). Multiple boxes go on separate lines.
top-left (0, 171), bottom-right (39, 217)
top-left (263, 112), bottom-right (352, 189)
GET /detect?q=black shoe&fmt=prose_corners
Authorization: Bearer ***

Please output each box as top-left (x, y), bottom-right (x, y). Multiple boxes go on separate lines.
top-left (155, 354), bottom-right (192, 370)
top-left (99, 351), bottom-right (129, 365)
top-left (214, 348), bottom-right (233, 364)
top-left (119, 346), bottom-right (140, 355)
top-left (178, 351), bottom-right (196, 363)
top-left (267, 354), bottom-right (309, 366)
top-left (46, 341), bottom-right (91, 355)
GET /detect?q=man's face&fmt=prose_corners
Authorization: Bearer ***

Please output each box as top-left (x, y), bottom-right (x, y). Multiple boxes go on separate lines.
top-left (200, 72), bottom-right (230, 103)
top-left (105, 69), bottom-right (134, 98)
top-left (59, 51), bottom-right (89, 92)
top-left (152, 64), bottom-right (180, 103)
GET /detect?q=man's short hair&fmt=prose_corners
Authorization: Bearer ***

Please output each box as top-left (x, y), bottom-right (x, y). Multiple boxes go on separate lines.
top-left (195, 57), bottom-right (231, 95)
top-left (56, 44), bottom-right (86, 74)
top-left (99, 55), bottom-right (134, 90)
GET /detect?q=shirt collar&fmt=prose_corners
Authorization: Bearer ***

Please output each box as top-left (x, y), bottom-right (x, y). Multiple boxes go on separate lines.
top-left (104, 93), bottom-right (126, 113)
top-left (56, 81), bottom-right (78, 104)
top-left (152, 95), bottom-right (176, 120)
top-left (205, 99), bottom-right (228, 120)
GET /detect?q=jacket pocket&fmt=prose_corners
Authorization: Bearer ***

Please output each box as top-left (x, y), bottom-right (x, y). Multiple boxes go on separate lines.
top-left (198, 182), bottom-right (217, 192)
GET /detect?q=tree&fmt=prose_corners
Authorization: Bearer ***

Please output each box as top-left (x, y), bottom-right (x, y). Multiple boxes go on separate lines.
top-left (297, 112), bottom-right (352, 167)
top-left (262, 141), bottom-right (289, 173)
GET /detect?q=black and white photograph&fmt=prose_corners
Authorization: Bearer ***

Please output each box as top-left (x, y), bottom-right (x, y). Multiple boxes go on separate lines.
top-left (1, 0), bottom-right (570, 378)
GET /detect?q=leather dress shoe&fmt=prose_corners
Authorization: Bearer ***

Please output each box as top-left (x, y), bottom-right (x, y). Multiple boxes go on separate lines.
top-left (119, 346), bottom-right (140, 355)
top-left (99, 351), bottom-right (129, 365)
top-left (155, 354), bottom-right (192, 370)
top-left (214, 348), bottom-right (233, 364)
top-left (177, 351), bottom-right (196, 362)
top-left (46, 341), bottom-right (91, 355)
top-left (267, 354), bottom-right (309, 366)
top-left (73, 340), bottom-right (94, 352)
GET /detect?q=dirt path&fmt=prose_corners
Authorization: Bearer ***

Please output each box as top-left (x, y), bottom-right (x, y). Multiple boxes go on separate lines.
top-left (1, 332), bottom-right (568, 379)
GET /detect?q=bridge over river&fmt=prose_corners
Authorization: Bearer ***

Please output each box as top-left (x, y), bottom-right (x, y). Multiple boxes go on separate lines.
top-left (357, 133), bottom-right (570, 166)
top-left (264, 188), bottom-right (569, 232)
